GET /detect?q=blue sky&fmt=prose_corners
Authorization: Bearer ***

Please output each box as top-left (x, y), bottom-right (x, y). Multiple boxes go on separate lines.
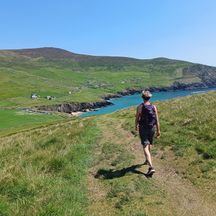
top-left (0, 0), bottom-right (216, 66)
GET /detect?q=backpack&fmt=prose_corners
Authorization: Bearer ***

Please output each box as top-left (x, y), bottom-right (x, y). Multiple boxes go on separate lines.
top-left (139, 103), bottom-right (157, 128)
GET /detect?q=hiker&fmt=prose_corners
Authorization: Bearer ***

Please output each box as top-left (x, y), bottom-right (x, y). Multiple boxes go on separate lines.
top-left (135, 90), bottom-right (161, 175)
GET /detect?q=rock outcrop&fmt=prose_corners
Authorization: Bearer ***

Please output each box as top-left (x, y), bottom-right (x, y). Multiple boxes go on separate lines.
top-left (35, 100), bottom-right (113, 113)
top-left (183, 64), bottom-right (216, 86)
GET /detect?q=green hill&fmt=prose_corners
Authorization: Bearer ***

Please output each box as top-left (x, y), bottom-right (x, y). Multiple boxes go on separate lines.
top-left (0, 91), bottom-right (215, 215)
top-left (1, 47), bottom-right (216, 108)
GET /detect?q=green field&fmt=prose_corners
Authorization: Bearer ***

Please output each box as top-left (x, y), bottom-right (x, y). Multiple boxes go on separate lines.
top-left (0, 91), bottom-right (216, 215)
top-left (0, 110), bottom-right (64, 136)
top-left (0, 47), bottom-right (208, 109)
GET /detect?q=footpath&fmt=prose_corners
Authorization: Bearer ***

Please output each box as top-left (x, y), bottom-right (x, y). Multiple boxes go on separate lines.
top-left (87, 115), bottom-right (216, 216)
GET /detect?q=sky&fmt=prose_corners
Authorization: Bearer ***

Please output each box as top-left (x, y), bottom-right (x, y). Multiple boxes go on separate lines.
top-left (0, 0), bottom-right (216, 66)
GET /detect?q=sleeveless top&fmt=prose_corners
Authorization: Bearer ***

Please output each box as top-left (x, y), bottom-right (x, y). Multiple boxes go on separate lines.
top-left (138, 103), bottom-right (157, 128)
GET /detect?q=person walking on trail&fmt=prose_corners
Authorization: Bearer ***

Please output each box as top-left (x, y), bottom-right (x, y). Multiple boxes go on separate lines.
top-left (135, 90), bottom-right (161, 176)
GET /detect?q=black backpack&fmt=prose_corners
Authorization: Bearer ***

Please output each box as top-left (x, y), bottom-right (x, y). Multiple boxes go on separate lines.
top-left (139, 103), bottom-right (157, 128)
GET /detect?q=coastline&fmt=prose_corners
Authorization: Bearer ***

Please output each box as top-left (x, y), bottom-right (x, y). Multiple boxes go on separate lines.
top-left (102, 81), bottom-right (216, 101)
top-left (32, 81), bottom-right (216, 115)
top-left (33, 100), bottom-right (113, 115)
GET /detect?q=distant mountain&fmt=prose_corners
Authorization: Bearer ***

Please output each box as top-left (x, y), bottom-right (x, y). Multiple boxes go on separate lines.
top-left (6, 47), bottom-right (188, 64)
top-left (0, 47), bottom-right (216, 108)
top-left (11, 47), bottom-right (95, 61)
top-left (7, 47), bottom-right (140, 62)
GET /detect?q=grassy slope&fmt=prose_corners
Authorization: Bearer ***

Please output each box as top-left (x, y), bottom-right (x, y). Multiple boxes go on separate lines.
top-left (0, 91), bottom-right (216, 215)
top-left (0, 118), bottom-right (100, 216)
top-left (88, 91), bottom-right (216, 216)
top-left (0, 110), bottom-right (64, 137)
top-left (0, 48), bottom-right (195, 108)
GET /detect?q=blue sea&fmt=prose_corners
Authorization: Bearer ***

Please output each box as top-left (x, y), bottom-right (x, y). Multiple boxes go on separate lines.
top-left (81, 87), bottom-right (216, 117)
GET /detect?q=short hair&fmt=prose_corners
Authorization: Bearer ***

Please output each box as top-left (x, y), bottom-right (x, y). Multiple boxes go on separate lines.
top-left (141, 90), bottom-right (152, 100)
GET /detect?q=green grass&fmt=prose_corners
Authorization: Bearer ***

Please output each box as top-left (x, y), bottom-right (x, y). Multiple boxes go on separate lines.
top-left (87, 116), bottom-right (175, 216)
top-left (0, 118), bottom-right (100, 215)
top-left (0, 110), bottom-right (64, 136)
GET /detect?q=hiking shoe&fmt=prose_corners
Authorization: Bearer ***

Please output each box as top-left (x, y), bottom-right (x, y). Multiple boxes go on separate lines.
top-left (146, 167), bottom-right (155, 175)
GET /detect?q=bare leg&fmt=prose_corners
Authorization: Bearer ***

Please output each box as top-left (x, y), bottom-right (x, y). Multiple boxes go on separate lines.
top-left (148, 144), bottom-right (152, 152)
top-left (143, 145), bottom-right (153, 168)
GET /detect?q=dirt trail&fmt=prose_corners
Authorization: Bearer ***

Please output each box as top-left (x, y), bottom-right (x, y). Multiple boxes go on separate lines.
top-left (133, 140), bottom-right (216, 216)
top-left (88, 117), bottom-right (216, 216)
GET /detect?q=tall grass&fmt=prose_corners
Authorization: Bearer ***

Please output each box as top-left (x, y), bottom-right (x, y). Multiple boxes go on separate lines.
top-left (0, 118), bottom-right (100, 215)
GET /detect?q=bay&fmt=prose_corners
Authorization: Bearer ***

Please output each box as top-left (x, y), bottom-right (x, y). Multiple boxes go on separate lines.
top-left (81, 87), bottom-right (216, 117)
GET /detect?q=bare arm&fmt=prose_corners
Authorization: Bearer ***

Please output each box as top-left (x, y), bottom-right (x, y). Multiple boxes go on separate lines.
top-left (135, 106), bottom-right (141, 131)
top-left (154, 105), bottom-right (161, 137)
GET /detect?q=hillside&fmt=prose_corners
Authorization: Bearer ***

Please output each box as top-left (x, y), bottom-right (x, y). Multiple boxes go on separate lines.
top-left (0, 91), bottom-right (216, 215)
top-left (1, 47), bottom-right (216, 108)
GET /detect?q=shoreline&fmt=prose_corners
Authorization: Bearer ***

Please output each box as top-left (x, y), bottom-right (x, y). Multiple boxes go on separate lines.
top-left (102, 81), bottom-right (216, 101)
top-left (31, 81), bottom-right (216, 115)
top-left (33, 100), bottom-right (113, 115)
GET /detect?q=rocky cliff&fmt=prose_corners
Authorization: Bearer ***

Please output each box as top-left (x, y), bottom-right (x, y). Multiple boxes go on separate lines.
top-left (35, 100), bottom-right (113, 113)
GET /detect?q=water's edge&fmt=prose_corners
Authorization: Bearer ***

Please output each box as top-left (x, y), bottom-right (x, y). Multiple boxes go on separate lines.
top-left (31, 81), bottom-right (216, 115)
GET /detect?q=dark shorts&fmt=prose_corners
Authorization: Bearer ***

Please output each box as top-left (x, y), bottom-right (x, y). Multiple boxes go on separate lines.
top-left (139, 125), bottom-right (156, 146)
